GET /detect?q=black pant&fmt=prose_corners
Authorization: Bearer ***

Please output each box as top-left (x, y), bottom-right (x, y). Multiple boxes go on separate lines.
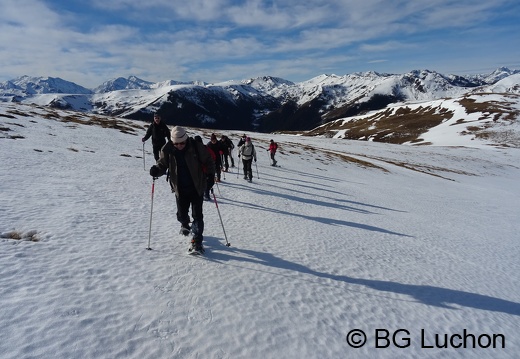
top-left (242, 159), bottom-right (253, 179)
top-left (152, 143), bottom-right (165, 161)
top-left (175, 188), bottom-right (204, 242)
top-left (222, 154), bottom-right (229, 170)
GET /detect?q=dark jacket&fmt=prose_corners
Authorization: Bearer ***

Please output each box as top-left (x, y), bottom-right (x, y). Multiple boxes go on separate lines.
top-left (207, 140), bottom-right (224, 165)
top-left (155, 138), bottom-right (215, 197)
top-left (143, 121), bottom-right (171, 147)
top-left (237, 136), bottom-right (247, 148)
top-left (222, 136), bottom-right (234, 152)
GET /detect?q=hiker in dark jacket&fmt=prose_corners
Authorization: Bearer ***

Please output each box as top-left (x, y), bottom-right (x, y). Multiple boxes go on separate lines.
top-left (142, 113), bottom-right (171, 160)
top-left (237, 133), bottom-right (247, 148)
top-left (149, 126), bottom-right (215, 254)
top-left (206, 133), bottom-right (224, 182)
top-left (194, 135), bottom-right (217, 201)
top-left (221, 135), bottom-right (235, 168)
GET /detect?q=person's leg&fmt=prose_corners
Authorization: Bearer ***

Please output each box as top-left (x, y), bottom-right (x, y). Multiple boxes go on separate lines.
top-left (176, 193), bottom-right (191, 234)
top-left (242, 159), bottom-right (248, 179)
top-left (153, 146), bottom-right (160, 161)
top-left (230, 150), bottom-right (235, 167)
top-left (245, 160), bottom-right (252, 180)
top-left (190, 191), bottom-right (204, 248)
top-left (215, 162), bottom-right (222, 181)
top-left (223, 155), bottom-right (229, 171)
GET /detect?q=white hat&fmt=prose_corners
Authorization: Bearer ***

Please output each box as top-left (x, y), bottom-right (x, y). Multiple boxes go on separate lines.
top-left (171, 126), bottom-right (188, 143)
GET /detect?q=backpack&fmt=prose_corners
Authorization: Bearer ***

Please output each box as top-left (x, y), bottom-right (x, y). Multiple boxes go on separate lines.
top-left (192, 139), bottom-right (213, 174)
top-left (242, 144), bottom-right (254, 157)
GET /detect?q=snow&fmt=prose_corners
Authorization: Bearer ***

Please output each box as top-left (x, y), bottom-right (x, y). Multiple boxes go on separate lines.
top-left (482, 74), bottom-right (520, 94)
top-left (1, 102), bottom-right (519, 358)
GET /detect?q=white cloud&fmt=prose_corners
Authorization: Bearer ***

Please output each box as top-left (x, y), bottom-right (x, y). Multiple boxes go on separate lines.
top-left (0, 0), bottom-right (518, 87)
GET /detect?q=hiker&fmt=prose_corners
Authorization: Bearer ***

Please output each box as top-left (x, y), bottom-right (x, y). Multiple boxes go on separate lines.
top-left (149, 126), bottom-right (215, 254)
top-left (195, 135), bottom-right (217, 201)
top-left (237, 133), bottom-right (247, 148)
top-left (238, 137), bottom-right (257, 182)
top-left (267, 139), bottom-right (278, 166)
top-left (142, 113), bottom-right (171, 161)
top-left (221, 135), bottom-right (235, 168)
top-left (207, 133), bottom-right (224, 182)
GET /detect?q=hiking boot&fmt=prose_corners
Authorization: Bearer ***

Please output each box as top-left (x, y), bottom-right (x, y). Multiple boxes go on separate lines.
top-left (180, 224), bottom-right (191, 236)
top-left (188, 239), bottom-right (205, 254)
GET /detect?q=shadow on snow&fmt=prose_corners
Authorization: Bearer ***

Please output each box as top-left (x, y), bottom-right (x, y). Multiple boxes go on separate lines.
top-left (202, 239), bottom-right (520, 317)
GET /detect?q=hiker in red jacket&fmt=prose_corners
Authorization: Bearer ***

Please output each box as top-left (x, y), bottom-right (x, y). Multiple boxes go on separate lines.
top-left (268, 139), bottom-right (278, 166)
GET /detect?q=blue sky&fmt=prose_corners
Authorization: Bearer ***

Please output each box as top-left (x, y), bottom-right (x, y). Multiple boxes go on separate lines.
top-left (1, 0), bottom-right (519, 89)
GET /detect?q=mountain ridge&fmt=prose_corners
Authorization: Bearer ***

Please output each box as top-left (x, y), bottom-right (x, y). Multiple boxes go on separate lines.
top-left (1, 68), bottom-right (519, 138)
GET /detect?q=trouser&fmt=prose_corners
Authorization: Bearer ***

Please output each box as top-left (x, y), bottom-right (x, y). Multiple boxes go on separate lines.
top-left (222, 154), bottom-right (229, 170)
top-left (152, 143), bottom-right (165, 161)
top-left (270, 152), bottom-right (276, 164)
top-left (215, 161), bottom-right (222, 180)
top-left (229, 149), bottom-right (235, 166)
top-left (175, 188), bottom-right (204, 242)
top-left (243, 159), bottom-right (253, 179)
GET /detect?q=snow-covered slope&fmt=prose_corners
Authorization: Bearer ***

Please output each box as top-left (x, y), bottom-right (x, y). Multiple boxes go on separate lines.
top-left (1, 102), bottom-right (519, 358)
top-left (308, 92), bottom-right (520, 148)
top-left (476, 74), bottom-right (520, 94)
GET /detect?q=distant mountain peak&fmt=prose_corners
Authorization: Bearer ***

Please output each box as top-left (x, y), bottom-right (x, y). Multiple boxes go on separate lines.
top-left (94, 76), bottom-right (154, 93)
top-left (0, 75), bottom-right (92, 95)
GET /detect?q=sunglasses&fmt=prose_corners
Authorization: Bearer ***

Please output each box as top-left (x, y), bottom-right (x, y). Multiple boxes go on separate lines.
top-left (173, 141), bottom-right (186, 147)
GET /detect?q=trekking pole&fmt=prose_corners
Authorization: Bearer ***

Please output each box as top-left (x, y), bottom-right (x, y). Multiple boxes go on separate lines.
top-left (142, 143), bottom-right (145, 170)
top-left (221, 154), bottom-right (225, 178)
top-left (146, 177), bottom-right (157, 250)
top-left (215, 177), bottom-right (222, 196)
top-left (255, 160), bottom-right (260, 179)
top-left (211, 189), bottom-right (230, 247)
top-left (237, 158), bottom-right (240, 178)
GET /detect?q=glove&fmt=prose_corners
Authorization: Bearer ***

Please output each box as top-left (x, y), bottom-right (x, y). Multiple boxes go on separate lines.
top-left (254, 159), bottom-right (257, 162)
top-left (149, 165), bottom-right (161, 178)
top-left (142, 137), bottom-right (146, 143)
top-left (238, 154), bottom-right (241, 158)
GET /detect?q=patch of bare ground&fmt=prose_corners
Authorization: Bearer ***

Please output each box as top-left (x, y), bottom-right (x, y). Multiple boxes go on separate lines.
top-left (6, 110), bottom-right (31, 117)
top-left (1, 230), bottom-right (40, 242)
top-left (457, 94), bottom-right (520, 147)
top-left (304, 105), bottom-right (454, 144)
top-left (56, 113), bottom-right (143, 135)
top-left (5, 105), bottom-right (145, 135)
top-left (457, 94), bottom-right (519, 121)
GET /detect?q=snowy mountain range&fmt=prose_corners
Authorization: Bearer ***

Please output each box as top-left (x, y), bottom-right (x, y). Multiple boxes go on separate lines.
top-left (1, 68), bottom-right (519, 142)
